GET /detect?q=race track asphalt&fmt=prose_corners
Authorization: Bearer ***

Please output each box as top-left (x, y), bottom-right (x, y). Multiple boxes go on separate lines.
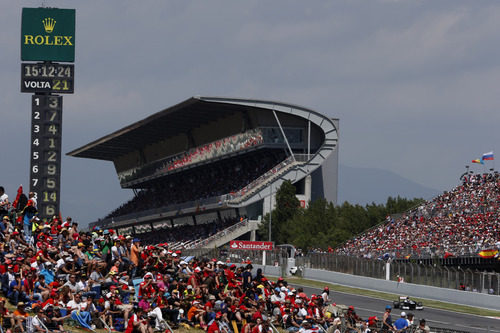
top-left (295, 284), bottom-right (500, 332)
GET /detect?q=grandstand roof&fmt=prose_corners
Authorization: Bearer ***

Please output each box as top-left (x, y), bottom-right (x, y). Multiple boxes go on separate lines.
top-left (67, 97), bottom-right (237, 160)
top-left (67, 96), bottom-right (323, 161)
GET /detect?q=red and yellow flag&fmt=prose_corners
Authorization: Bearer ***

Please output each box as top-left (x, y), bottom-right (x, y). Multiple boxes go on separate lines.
top-left (478, 249), bottom-right (498, 259)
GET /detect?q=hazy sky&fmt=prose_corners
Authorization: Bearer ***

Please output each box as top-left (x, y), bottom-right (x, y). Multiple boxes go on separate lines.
top-left (1, 1), bottom-right (499, 226)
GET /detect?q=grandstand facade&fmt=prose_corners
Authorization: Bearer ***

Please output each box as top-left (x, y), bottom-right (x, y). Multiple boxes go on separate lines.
top-left (68, 97), bottom-right (339, 239)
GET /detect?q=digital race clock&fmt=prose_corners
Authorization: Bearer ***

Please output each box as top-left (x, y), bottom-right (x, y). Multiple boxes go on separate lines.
top-left (21, 62), bottom-right (74, 93)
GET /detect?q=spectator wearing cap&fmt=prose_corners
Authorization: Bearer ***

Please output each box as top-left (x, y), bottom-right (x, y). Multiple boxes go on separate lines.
top-left (188, 267), bottom-right (202, 290)
top-left (283, 306), bottom-right (300, 332)
top-left (204, 294), bottom-right (217, 321)
top-left (393, 312), bottom-right (409, 331)
top-left (130, 238), bottom-right (141, 278)
top-left (22, 199), bottom-right (37, 243)
top-left (187, 300), bottom-right (207, 329)
top-left (382, 305), bottom-right (393, 332)
top-left (1, 215), bottom-right (12, 234)
top-left (84, 243), bottom-right (107, 276)
top-left (321, 286), bottom-right (330, 305)
top-left (207, 311), bottom-right (223, 333)
top-left (179, 260), bottom-right (192, 276)
top-left (138, 272), bottom-right (155, 304)
top-left (12, 302), bottom-right (29, 330)
top-left (39, 262), bottom-right (55, 284)
top-left (345, 306), bottom-right (362, 332)
top-left (271, 287), bottom-right (285, 306)
top-left (102, 291), bottom-right (121, 330)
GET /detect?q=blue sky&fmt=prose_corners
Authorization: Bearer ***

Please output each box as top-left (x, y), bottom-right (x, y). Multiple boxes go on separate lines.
top-left (1, 1), bottom-right (499, 226)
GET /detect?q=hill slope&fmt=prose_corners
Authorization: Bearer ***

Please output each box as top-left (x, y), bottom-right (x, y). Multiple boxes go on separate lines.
top-left (338, 164), bottom-right (440, 205)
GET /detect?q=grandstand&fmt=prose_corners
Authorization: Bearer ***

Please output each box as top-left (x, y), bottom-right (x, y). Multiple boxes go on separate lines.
top-left (68, 97), bottom-right (339, 243)
top-left (335, 172), bottom-right (500, 268)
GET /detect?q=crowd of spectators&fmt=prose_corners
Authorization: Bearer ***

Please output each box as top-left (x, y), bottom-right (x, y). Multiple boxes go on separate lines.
top-left (336, 172), bottom-right (500, 259)
top-left (135, 217), bottom-right (243, 246)
top-left (107, 151), bottom-right (286, 219)
top-left (1, 185), bottom-right (436, 333)
top-left (118, 129), bottom-right (265, 187)
top-left (155, 129), bottom-right (264, 174)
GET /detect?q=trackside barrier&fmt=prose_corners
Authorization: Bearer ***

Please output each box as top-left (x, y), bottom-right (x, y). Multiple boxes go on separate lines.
top-left (296, 254), bottom-right (500, 295)
top-left (186, 248), bottom-right (500, 309)
top-left (304, 267), bottom-right (500, 311)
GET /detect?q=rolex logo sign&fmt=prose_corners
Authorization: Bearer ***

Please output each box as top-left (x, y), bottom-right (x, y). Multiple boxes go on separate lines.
top-left (42, 18), bottom-right (56, 33)
top-left (21, 8), bottom-right (75, 62)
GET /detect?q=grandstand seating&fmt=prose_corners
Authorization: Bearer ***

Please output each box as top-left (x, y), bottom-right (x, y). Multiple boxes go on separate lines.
top-left (106, 150), bottom-right (286, 219)
top-left (336, 172), bottom-right (500, 259)
top-left (126, 216), bottom-right (243, 246)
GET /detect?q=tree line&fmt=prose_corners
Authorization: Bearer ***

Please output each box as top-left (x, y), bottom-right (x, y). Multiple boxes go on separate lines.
top-left (257, 180), bottom-right (424, 250)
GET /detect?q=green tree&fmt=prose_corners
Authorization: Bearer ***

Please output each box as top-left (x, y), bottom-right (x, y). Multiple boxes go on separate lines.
top-left (257, 180), bottom-right (300, 243)
top-left (257, 180), bottom-right (425, 250)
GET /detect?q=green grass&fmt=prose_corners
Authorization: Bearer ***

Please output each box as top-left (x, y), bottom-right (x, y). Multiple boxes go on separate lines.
top-left (282, 276), bottom-right (500, 317)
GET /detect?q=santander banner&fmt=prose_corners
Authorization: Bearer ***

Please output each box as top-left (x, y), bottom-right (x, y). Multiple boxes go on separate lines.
top-left (230, 240), bottom-right (274, 251)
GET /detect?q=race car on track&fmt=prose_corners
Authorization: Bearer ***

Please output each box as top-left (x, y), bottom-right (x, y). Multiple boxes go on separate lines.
top-left (393, 296), bottom-right (423, 310)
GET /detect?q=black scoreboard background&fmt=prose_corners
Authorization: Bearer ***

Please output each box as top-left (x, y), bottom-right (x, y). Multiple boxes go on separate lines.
top-left (30, 94), bottom-right (62, 219)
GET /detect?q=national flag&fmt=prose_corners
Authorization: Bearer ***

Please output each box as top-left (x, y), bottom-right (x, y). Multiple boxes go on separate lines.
top-left (478, 249), bottom-right (498, 259)
top-left (12, 185), bottom-right (23, 209)
top-left (444, 251), bottom-right (454, 259)
top-left (472, 159), bottom-right (484, 164)
top-left (482, 151), bottom-right (494, 161)
top-left (404, 254), bottom-right (411, 260)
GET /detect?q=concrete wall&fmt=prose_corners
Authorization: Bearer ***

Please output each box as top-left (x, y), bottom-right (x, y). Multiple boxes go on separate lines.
top-left (303, 268), bottom-right (500, 311)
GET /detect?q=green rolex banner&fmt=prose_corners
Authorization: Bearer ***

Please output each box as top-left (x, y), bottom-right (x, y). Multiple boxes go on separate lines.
top-left (21, 7), bottom-right (75, 62)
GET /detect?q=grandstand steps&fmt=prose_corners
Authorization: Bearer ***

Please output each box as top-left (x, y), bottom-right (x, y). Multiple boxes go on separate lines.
top-left (187, 219), bottom-right (260, 250)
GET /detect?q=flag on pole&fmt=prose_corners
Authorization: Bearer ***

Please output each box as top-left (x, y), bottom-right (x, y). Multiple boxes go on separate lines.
top-left (472, 159), bottom-right (484, 164)
top-left (482, 151), bottom-right (494, 160)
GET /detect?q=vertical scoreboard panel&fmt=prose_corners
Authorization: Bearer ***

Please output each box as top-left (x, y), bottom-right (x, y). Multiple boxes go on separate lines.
top-left (30, 95), bottom-right (62, 220)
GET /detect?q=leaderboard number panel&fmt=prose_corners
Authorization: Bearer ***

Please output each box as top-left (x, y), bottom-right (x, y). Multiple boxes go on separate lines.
top-left (30, 95), bottom-right (44, 200)
top-left (29, 95), bottom-right (62, 220)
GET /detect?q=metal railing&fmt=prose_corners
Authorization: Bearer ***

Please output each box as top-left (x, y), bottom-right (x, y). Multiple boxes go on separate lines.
top-left (187, 219), bottom-right (249, 249)
top-left (225, 154), bottom-right (309, 204)
top-left (181, 248), bottom-right (288, 268)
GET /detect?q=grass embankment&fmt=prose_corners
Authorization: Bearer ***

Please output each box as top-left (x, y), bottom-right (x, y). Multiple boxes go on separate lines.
top-left (282, 276), bottom-right (500, 318)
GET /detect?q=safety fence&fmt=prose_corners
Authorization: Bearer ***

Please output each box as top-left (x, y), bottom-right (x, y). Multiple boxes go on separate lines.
top-left (392, 260), bottom-right (500, 295)
top-left (295, 253), bottom-right (500, 295)
top-left (335, 244), bottom-right (493, 260)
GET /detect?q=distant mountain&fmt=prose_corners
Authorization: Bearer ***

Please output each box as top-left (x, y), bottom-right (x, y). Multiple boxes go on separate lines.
top-left (338, 164), bottom-right (441, 206)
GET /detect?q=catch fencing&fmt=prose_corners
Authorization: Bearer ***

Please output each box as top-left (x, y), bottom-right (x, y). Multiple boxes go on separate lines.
top-left (182, 248), bottom-right (500, 295)
top-left (295, 253), bottom-right (500, 295)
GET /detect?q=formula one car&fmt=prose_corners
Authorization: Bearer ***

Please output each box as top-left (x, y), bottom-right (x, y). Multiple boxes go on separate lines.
top-left (393, 296), bottom-right (423, 310)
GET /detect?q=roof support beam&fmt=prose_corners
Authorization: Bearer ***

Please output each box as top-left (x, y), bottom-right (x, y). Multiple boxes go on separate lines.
top-left (272, 109), bottom-right (295, 162)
